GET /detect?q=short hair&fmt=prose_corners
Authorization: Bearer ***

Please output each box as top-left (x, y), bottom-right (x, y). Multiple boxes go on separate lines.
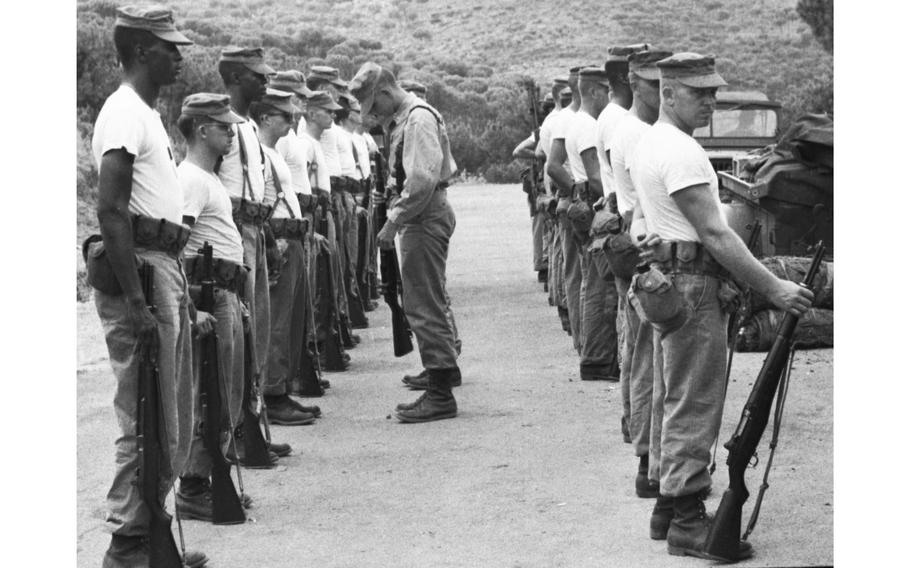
top-left (218, 60), bottom-right (248, 86)
top-left (113, 27), bottom-right (159, 68)
top-left (176, 114), bottom-right (202, 143)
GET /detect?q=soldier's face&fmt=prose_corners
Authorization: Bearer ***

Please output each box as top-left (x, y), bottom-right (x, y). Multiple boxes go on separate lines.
top-left (201, 122), bottom-right (235, 156)
top-left (666, 83), bottom-right (717, 129)
top-left (237, 69), bottom-right (269, 102)
top-left (309, 107), bottom-right (335, 129)
top-left (143, 39), bottom-right (183, 86)
top-left (636, 77), bottom-right (661, 113)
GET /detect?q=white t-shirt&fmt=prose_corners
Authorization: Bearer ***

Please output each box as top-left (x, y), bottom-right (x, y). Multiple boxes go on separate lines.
top-left (565, 110), bottom-right (598, 183)
top-left (318, 123), bottom-right (343, 177)
top-left (218, 118), bottom-right (265, 202)
top-left (630, 122), bottom-right (723, 242)
top-left (299, 131), bottom-right (330, 193)
top-left (263, 146), bottom-right (302, 220)
top-left (610, 113), bottom-right (650, 217)
top-left (596, 102), bottom-right (629, 196)
top-left (351, 131), bottom-right (371, 181)
top-left (276, 133), bottom-right (313, 196)
top-left (538, 108), bottom-right (559, 159)
top-left (91, 85), bottom-right (182, 224)
top-left (336, 126), bottom-right (359, 178)
top-left (179, 161), bottom-right (244, 265)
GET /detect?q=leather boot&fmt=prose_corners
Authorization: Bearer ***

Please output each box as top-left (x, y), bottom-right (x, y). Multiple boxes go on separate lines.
top-left (667, 493), bottom-right (753, 560)
top-left (635, 455), bottom-right (659, 498)
top-left (395, 368), bottom-right (458, 423)
top-left (403, 368), bottom-right (461, 390)
top-left (650, 494), bottom-right (674, 540)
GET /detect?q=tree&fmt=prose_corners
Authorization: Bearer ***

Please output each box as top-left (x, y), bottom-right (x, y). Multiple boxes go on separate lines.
top-left (796, 0), bottom-right (833, 54)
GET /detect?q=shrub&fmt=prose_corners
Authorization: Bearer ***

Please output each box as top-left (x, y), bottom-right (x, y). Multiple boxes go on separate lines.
top-left (483, 161), bottom-right (524, 184)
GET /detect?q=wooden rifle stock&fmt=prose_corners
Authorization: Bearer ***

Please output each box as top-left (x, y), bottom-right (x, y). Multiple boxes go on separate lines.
top-left (239, 312), bottom-right (274, 468)
top-left (197, 243), bottom-right (246, 524)
top-left (704, 242), bottom-right (826, 562)
top-left (137, 262), bottom-right (183, 567)
top-left (373, 152), bottom-right (414, 357)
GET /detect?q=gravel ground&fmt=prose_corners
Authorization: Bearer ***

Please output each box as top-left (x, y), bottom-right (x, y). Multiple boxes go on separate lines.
top-left (76, 183), bottom-right (833, 567)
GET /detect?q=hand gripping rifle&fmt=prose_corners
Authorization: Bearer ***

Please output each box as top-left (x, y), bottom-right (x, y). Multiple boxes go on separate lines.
top-left (373, 150), bottom-right (414, 357)
top-left (703, 241), bottom-right (826, 562)
top-left (197, 243), bottom-right (246, 523)
top-left (137, 261), bottom-right (183, 567)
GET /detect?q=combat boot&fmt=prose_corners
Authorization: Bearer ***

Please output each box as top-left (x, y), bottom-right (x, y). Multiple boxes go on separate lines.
top-left (403, 368), bottom-right (462, 390)
top-left (650, 495), bottom-right (674, 540)
top-left (636, 455), bottom-right (659, 498)
top-left (667, 493), bottom-right (753, 560)
top-left (395, 368), bottom-right (458, 423)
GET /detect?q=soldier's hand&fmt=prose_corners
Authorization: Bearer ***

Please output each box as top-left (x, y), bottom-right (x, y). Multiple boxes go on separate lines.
top-left (767, 279), bottom-right (814, 316)
top-left (239, 303), bottom-right (251, 332)
top-left (635, 233), bottom-right (663, 262)
top-left (126, 296), bottom-right (158, 351)
top-left (193, 310), bottom-right (217, 338)
top-left (377, 220), bottom-right (398, 250)
top-left (371, 190), bottom-right (385, 205)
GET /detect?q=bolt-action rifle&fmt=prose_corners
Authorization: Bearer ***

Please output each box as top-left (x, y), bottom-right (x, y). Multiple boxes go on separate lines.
top-left (197, 243), bottom-right (246, 524)
top-left (521, 79), bottom-right (544, 217)
top-left (137, 261), bottom-right (183, 567)
top-left (703, 241), bottom-right (825, 562)
top-left (317, 194), bottom-right (347, 369)
top-left (239, 304), bottom-right (274, 468)
top-left (373, 150), bottom-right (414, 357)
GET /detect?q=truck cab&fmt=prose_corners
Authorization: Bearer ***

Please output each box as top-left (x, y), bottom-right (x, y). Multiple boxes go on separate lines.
top-left (694, 91), bottom-right (781, 176)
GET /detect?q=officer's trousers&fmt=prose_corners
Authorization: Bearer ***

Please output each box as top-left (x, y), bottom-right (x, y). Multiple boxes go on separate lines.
top-left (264, 239), bottom-right (306, 396)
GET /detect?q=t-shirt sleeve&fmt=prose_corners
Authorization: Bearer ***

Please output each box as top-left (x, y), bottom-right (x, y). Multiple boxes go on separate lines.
top-left (97, 105), bottom-right (144, 158)
top-left (662, 138), bottom-right (716, 195)
top-left (551, 113), bottom-right (567, 141)
top-left (576, 117), bottom-right (598, 153)
top-left (180, 168), bottom-right (208, 220)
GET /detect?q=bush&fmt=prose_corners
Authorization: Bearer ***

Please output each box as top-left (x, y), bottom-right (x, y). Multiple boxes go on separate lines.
top-left (483, 161), bottom-right (524, 184)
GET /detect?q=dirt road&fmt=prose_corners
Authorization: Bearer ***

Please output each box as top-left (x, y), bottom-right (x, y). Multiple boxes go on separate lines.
top-left (76, 183), bottom-right (833, 567)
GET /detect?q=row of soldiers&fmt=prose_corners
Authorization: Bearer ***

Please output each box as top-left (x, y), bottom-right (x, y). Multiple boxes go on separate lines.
top-left (88, 6), bottom-right (462, 567)
top-left (513, 46), bottom-right (813, 561)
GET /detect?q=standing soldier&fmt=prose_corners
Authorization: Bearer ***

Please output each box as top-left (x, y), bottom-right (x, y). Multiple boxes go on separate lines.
top-left (175, 93), bottom-right (253, 520)
top-left (610, 49), bottom-right (673, 500)
top-left (216, 46), bottom-right (289, 465)
top-left (545, 67), bottom-right (583, 355)
top-left (252, 89), bottom-right (320, 426)
top-left (349, 62), bottom-right (461, 422)
top-left (630, 53), bottom-right (813, 559)
top-left (89, 6), bottom-right (207, 566)
top-left (565, 66), bottom-right (620, 381)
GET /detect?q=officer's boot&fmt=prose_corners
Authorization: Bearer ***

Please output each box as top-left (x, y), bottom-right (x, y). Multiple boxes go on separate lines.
top-left (395, 368), bottom-right (458, 422)
top-left (650, 494), bottom-right (674, 540)
top-left (666, 492), bottom-right (753, 560)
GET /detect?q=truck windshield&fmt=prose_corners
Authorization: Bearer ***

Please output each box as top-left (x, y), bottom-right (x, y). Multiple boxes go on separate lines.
top-left (694, 108), bottom-right (778, 138)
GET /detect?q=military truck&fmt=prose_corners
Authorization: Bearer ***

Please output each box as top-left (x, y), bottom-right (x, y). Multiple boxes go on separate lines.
top-left (694, 90), bottom-right (782, 175)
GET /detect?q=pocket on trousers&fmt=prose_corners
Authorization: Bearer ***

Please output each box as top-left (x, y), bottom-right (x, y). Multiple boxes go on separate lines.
top-left (83, 235), bottom-right (125, 296)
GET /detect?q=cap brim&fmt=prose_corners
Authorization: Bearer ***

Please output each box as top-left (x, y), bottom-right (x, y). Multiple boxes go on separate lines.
top-left (631, 67), bottom-right (661, 81)
top-left (311, 101), bottom-right (343, 112)
top-left (209, 109), bottom-right (246, 124)
top-left (246, 62), bottom-right (277, 76)
top-left (152, 29), bottom-right (194, 46)
top-left (273, 84), bottom-right (314, 98)
top-left (330, 78), bottom-right (348, 88)
top-left (676, 73), bottom-right (728, 88)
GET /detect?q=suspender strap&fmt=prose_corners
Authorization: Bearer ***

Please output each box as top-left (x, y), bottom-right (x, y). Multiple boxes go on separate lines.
top-left (266, 159), bottom-right (296, 221)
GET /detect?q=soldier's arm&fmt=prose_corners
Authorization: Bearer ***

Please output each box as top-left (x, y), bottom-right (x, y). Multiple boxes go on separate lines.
top-left (546, 138), bottom-right (574, 194)
top-left (673, 184), bottom-right (813, 315)
top-left (580, 147), bottom-right (603, 199)
top-left (511, 134), bottom-right (537, 161)
top-left (97, 148), bottom-right (158, 343)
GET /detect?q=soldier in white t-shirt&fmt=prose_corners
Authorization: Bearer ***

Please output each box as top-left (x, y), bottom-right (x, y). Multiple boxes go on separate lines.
top-left (216, 48), bottom-right (280, 462)
top-left (89, 7), bottom-right (208, 567)
top-left (174, 93), bottom-right (252, 522)
top-left (545, 67), bottom-right (584, 354)
top-left (566, 67), bottom-right (620, 382)
top-left (630, 53), bottom-right (813, 560)
top-left (608, 49), bottom-right (673, 504)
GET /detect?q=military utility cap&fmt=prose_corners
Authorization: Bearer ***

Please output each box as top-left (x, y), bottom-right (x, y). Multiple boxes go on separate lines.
top-left (271, 70), bottom-right (314, 98)
top-left (338, 92), bottom-right (360, 111)
top-left (259, 88), bottom-right (298, 115)
top-left (307, 90), bottom-right (343, 111)
top-left (657, 52), bottom-right (728, 88)
top-left (180, 93), bottom-right (244, 123)
top-left (629, 50), bottom-right (674, 81)
top-left (349, 62), bottom-right (397, 116)
top-left (399, 79), bottom-right (427, 95)
top-left (308, 65), bottom-right (347, 88)
top-left (605, 44), bottom-right (650, 63)
top-left (114, 5), bottom-right (193, 45)
top-left (578, 67), bottom-right (612, 88)
top-left (220, 47), bottom-right (276, 76)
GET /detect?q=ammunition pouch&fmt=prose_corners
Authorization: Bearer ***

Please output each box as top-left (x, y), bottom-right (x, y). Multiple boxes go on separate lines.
top-left (81, 215), bottom-right (191, 296)
top-left (567, 199), bottom-right (594, 236)
top-left (296, 193), bottom-right (317, 215)
top-left (183, 256), bottom-right (247, 297)
top-left (593, 232), bottom-right (641, 281)
top-left (650, 241), bottom-right (729, 280)
top-left (269, 218), bottom-right (310, 241)
top-left (230, 197), bottom-right (273, 227)
top-left (629, 265), bottom-right (690, 335)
